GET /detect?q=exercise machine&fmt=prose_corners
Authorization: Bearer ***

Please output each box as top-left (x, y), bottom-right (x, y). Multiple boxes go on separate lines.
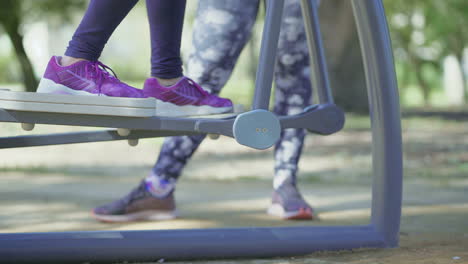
top-left (0, 0), bottom-right (402, 263)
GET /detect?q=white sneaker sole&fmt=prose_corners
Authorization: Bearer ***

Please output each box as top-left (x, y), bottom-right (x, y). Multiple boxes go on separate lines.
top-left (37, 78), bottom-right (233, 117)
top-left (0, 79), bottom-right (155, 117)
top-left (37, 77), bottom-right (108, 96)
top-left (92, 210), bottom-right (178, 223)
top-left (154, 99), bottom-right (232, 117)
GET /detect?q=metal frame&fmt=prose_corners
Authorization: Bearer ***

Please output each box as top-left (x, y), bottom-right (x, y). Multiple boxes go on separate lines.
top-left (0, 103), bottom-right (343, 149)
top-left (0, 0), bottom-right (402, 263)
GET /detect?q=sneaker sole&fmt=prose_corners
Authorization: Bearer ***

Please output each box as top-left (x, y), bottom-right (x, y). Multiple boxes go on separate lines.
top-left (154, 99), bottom-right (233, 117)
top-left (91, 210), bottom-right (178, 223)
top-left (267, 204), bottom-right (315, 220)
top-left (37, 78), bottom-right (108, 96)
top-left (38, 78), bottom-right (233, 117)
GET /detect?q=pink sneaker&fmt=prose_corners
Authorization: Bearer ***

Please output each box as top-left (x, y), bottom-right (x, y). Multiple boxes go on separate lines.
top-left (143, 77), bottom-right (233, 116)
top-left (37, 56), bottom-right (144, 98)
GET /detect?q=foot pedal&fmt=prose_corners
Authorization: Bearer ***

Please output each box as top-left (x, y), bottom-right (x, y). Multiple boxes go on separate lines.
top-left (233, 110), bottom-right (281, 150)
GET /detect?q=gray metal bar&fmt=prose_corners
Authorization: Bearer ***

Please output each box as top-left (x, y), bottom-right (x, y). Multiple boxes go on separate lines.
top-left (0, 225), bottom-right (385, 263)
top-left (252, 0), bottom-right (285, 110)
top-left (300, 0), bottom-right (334, 104)
top-left (0, 130), bottom-right (199, 149)
top-left (0, 104), bottom-right (346, 149)
top-left (0, 109), bottom-right (236, 137)
top-left (279, 104), bottom-right (344, 135)
top-left (351, 0), bottom-right (403, 247)
top-left (0, 104), bottom-right (347, 148)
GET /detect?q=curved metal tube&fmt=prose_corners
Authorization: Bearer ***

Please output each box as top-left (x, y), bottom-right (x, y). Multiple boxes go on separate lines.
top-left (351, 0), bottom-right (403, 247)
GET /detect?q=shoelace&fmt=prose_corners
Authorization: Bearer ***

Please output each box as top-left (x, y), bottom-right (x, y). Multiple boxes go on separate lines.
top-left (84, 61), bottom-right (119, 94)
top-left (186, 77), bottom-right (210, 97)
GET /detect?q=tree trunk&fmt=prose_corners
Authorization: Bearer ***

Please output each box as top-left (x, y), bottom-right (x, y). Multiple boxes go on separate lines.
top-left (319, 0), bottom-right (369, 113)
top-left (455, 52), bottom-right (468, 104)
top-left (3, 20), bottom-right (38, 92)
top-left (408, 54), bottom-right (431, 106)
top-left (414, 65), bottom-right (430, 105)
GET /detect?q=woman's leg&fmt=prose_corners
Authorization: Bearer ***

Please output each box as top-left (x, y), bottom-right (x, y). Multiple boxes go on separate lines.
top-left (146, 0), bottom-right (186, 79)
top-left (269, 0), bottom-right (314, 219)
top-left (38, 0), bottom-right (144, 98)
top-left (65, 0), bottom-right (139, 63)
top-left (152, 0), bottom-right (260, 182)
top-left (142, 0), bottom-right (238, 115)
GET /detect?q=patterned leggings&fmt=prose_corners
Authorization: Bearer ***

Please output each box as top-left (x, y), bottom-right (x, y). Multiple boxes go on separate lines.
top-left (153, 0), bottom-right (312, 188)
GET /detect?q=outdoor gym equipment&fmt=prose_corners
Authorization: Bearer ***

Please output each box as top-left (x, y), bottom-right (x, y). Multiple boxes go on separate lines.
top-left (0, 0), bottom-right (403, 263)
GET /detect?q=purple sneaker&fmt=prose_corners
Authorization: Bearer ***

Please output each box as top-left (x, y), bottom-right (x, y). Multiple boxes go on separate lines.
top-left (143, 77), bottom-right (233, 116)
top-left (37, 56), bottom-right (144, 98)
top-left (267, 184), bottom-right (316, 220)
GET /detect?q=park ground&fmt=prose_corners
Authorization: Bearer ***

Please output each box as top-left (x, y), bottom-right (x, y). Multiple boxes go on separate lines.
top-left (0, 113), bottom-right (467, 264)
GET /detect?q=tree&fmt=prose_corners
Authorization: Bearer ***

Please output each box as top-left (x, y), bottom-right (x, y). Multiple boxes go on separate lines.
top-left (384, 0), bottom-right (468, 105)
top-left (384, 0), bottom-right (440, 105)
top-left (0, 1), bottom-right (36, 92)
top-left (0, 0), bottom-right (85, 92)
top-left (424, 0), bottom-right (468, 101)
top-left (319, 0), bottom-right (368, 113)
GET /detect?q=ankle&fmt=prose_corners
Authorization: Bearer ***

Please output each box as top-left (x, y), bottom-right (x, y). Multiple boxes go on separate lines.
top-left (154, 76), bottom-right (183, 87)
top-left (273, 175), bottom-right (296, 190)
top-left (145, 174), bottom-right (176, 198)
top-left (61, 56), bottom-right (88, 67)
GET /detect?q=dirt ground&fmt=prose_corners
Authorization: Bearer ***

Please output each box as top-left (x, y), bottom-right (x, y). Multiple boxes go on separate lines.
top-left (1, 115), bottom-right (467, 263)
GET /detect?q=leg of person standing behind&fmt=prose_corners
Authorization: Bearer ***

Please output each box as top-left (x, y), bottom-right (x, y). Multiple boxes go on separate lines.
top-left (268, 0), bottom-right (314, 220)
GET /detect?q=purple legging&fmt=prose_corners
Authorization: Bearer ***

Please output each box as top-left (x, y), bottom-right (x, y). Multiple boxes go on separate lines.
top-left (65, 0), bottom-right (186, 79)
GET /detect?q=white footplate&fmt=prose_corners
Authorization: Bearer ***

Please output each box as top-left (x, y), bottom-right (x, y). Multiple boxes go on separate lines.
top-left (0, 90), bottom-right (156, 117)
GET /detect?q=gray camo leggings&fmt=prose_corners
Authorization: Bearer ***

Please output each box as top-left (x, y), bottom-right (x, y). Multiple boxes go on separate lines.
top-left (153, 0), bottom-right (312, 188)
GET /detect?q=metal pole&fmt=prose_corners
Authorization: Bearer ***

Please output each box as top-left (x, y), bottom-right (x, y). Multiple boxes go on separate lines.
top-left (252, 0), bottom-right (285, 110)
top-left (0, 130), bottom-right (199, 149)
top-left (0, 225), bottom-right (384, 263)
top-left (300, 0), bottom-right (334, 104)
top-left (351, 0), bottom-right (403, 247)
